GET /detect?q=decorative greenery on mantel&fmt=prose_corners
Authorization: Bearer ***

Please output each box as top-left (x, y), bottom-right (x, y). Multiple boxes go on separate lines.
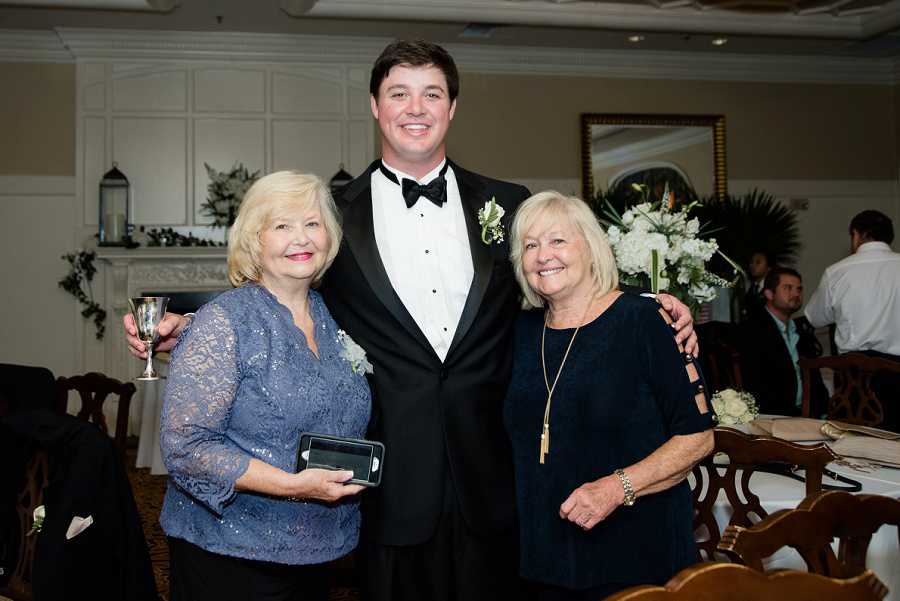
top-left (60, 229), bottom-right (225, 340)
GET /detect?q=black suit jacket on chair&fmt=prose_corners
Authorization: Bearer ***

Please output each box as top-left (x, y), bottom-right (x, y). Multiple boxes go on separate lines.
top-left (320, 159), bottom-right (530, 546)
top-left (739, 313), bottom-right (828, 417)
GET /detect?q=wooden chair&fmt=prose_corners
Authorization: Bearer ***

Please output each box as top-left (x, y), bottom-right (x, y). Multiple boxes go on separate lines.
top-left (0, 446), bottom-right (50, 601)
top-left (691, 427), bottom-right (835, 561)
top-left (695, 321), bottom-right (743, 393)
top-left (56, 372), bottom-right (136, 459)
top-left (604, 563), bottom-right (887, 601)
top-left (799, 353), bottom-right (900, 427)
top-left (718, 491), bottom-right (900, 577)
top-left (704, 339), bottom-right (744, 393)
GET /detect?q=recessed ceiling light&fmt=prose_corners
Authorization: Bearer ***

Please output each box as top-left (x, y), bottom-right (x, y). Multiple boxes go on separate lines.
top-left (628, 35), bottom-right (645, 43)
top-left (711, 38), bottom-right (728, 46)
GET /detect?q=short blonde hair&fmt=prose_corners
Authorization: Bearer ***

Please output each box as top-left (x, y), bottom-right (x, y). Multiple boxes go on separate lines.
top-left (509, 191), bottom-right (619, 310)
top-left (228, 171), bottom-right (342, 288)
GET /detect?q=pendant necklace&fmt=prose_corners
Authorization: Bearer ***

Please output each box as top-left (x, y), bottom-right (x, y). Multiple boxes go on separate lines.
top-left (540, 297), bottom-right (595, 464)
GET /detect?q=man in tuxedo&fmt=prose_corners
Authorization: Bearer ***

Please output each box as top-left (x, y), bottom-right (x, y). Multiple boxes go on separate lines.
top-left (124, 38), bottom-right (698, 601)
top-left (740, 267), bottom-right (827, 417)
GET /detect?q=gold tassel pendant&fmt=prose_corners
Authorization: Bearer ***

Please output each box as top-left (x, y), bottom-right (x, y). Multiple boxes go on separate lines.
top-left (540, 422), bottom-right (549, 464)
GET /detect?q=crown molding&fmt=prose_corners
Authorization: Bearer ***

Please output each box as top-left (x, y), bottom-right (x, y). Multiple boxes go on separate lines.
top-left (0, 29), bottom-right (74, 61)
top-left (0, 28), bottom-right (897, 84)
top-left (300, 0), bottom-right (900, 39)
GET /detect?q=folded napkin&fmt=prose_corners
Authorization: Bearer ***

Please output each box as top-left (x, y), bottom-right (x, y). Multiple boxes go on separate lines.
top-left (831, 436), bottom-right (900, 468)
top-left (821, 421), bottom-right (900, 441)
top-left (747, 417), bottom-right (827, 441)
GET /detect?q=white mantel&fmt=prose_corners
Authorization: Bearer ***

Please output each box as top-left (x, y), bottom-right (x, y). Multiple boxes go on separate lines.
top-left (95, 246), bottom-right (230, 386)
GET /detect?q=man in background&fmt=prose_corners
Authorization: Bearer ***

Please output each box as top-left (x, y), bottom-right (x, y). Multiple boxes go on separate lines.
top-left (805, 210), bottom-right (900, 359)
top-left (805, 210), bottom-right (900, 430)
top-left (740, 267), bottom-right (827, 416)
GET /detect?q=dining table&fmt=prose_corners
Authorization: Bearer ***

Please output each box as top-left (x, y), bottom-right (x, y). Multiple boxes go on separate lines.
top-left (693, 418), bottom-right (900, 599)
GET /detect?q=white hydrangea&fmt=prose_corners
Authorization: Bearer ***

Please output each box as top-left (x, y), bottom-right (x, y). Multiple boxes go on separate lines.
top-left (602, 185), bottom-right (730, 310)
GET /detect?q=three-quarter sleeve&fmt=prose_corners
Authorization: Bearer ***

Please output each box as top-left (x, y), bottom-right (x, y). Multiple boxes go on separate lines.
top-left (159, 303), bottom-right (251, 515)
top-left (639, 303), bottom-right (716, 436)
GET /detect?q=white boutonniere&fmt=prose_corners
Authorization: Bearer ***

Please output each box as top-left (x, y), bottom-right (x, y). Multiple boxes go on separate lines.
top-left (338, 330), bottom-right (373, 375)
top-left (27, 505), bottom-right (45, 536)
top-left (478, 198), bottom-right (505, 245)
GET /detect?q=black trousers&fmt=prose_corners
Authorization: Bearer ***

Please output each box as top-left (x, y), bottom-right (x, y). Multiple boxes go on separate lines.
top-left (168, 536), bottom-right (329, 601)
top-left (355, 470), bottom-right (526, 601)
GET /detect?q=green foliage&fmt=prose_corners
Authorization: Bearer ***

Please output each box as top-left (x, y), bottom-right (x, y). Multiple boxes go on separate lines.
top-left (689, 188), bottom-right (801, 280)
top-left (59, 250), bottom-right (106, 340)
top-left (59, 231), bottom-right (225, 339)
top-left (199, 162), bottom-right (260, 228)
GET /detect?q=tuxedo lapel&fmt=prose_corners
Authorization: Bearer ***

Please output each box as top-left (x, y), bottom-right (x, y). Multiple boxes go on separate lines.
top-left (447, 161), bottom-right (496, 357)
top-left (339, 162), bottom-right (436, 357)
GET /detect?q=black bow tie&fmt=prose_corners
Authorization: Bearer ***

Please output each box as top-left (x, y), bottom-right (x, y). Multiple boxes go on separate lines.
top-left (380, 163), bottom-right (449, 208)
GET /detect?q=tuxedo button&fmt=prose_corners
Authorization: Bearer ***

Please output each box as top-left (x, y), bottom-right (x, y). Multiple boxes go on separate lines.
top-left (440, 369), bottom-right (449, 381)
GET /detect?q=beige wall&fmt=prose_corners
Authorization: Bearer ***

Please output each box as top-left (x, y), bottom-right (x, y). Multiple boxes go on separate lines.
top-left (0, 58), bottom-right (897, 380)
top-left (0, 62), bottom-right (75, 175)
top-left (1, 62), bottom-right (896, 185)
top-left (448, 74), bottom-right (897, 183)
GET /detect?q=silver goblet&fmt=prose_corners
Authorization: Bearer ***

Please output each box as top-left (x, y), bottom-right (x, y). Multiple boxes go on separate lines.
top-left (129, 297), bottom-right (170, 380)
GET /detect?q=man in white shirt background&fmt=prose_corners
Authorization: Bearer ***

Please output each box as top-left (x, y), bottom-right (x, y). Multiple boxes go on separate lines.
top-left (805, 210), bottom-right (900, 430)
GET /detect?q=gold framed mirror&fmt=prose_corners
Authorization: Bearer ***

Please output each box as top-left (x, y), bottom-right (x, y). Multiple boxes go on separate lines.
top-left (580, 114), bottom-right (727, 201)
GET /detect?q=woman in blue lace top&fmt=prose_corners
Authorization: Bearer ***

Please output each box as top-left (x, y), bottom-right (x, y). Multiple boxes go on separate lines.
top-left (158, 171), bottom-right (373, 601)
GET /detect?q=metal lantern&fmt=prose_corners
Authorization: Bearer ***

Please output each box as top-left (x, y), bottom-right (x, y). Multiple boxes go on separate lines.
top-left (99, 162), bottom-right (131, 246)
top-left (330, 164), bottom-right (354, 193)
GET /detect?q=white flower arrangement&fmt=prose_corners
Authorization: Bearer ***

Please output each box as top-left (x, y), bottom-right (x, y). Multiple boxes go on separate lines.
top-left (338, 330), bottom-right (373, 375)
top-left (199, 162), bottom-right (260, 228)
top-left (477, 198), bottom-right (505, 244)
top-left (604, 183), bottom-right (739, 315)
top-left (710, 388), bottom-right (759, 425)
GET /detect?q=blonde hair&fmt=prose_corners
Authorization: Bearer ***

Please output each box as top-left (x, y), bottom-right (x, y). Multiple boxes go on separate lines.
top-left (509, 191), bottom-right (619, 310)
top-left (227, 171), bottom-right (342, 288)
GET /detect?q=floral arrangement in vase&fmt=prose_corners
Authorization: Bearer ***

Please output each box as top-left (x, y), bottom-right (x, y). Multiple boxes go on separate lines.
top-left (199, 162), bottom-right (260, 228)
top-left (603, 183), bottom-right (740, 316)
top-left (710, 388), bottom-right (759, 425)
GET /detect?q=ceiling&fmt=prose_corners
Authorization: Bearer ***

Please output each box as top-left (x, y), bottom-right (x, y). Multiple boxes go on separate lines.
top-left (2, 0), bottom-right (900, 59)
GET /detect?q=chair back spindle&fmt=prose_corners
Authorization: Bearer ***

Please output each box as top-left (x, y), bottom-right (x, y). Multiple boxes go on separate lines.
top-left (691, 427), bottom-right (834, 562)
top-left (56, 372), bottom-right (136, 459)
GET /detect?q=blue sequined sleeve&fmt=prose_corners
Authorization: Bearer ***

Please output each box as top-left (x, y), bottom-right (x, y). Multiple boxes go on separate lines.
top-left (159, 303), bottom-right (251, 516)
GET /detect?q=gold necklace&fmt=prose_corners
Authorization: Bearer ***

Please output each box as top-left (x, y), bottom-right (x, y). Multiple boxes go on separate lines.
top-left (539, 298), bottom-right (595, 464)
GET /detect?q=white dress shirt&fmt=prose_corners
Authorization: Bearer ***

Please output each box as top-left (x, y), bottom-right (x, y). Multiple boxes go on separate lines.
top-left (371, 161), bottom-right (474, 362)
top-left (804, 241), bottom-right (900, 356)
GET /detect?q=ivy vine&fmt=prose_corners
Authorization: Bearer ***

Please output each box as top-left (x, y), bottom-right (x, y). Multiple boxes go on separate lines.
top-left (59, 250), bottom-right (107, 340)
top-left (59, 229), bottom-right (225, 340)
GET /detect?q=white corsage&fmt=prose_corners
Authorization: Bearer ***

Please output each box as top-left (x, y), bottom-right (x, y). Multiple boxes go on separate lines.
top-left (478, 198), bottom-right (505, 244)
top-left (338, 330), bottom-right (373, 375)
top-left (27, 505), bottom-right (45, 536)
top-left (710, 388), bottom-right (759, 425)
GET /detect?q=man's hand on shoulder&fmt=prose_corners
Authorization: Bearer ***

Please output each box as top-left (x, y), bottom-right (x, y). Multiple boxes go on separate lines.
top-left (655, 294), bottom-right (699, 357)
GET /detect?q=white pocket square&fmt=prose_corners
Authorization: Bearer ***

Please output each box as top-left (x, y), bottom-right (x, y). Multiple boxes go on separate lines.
top-left (66, 515), bottom-right (93, 539)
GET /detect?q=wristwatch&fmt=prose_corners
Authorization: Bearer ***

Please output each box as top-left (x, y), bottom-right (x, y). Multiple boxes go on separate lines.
top-left (615, 468), bottom-right (635, 506)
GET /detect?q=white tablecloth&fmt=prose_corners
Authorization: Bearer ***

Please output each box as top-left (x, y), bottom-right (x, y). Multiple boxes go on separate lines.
top-left (697, 423), bottom-right (900, 599)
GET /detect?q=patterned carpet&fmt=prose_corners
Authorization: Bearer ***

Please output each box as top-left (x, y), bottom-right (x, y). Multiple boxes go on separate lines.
top-left (125, 457), bottom-right (361, 601)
